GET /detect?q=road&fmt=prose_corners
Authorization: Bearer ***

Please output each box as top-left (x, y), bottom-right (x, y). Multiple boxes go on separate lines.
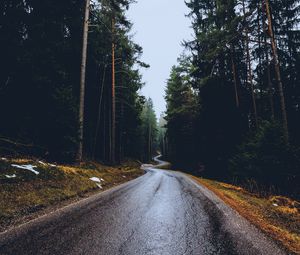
top-left (0, 157), bottom-right (286, 255)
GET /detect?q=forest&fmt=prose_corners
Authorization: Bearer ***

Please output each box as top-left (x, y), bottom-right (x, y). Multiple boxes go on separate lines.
top-left (0, 1), bottom-right (299, 253)
top-left (163, 0), bottom-right (300, 198)
top-left (1, 0), bottom-right (299, 199)
top-left (0, 0), bottom-right (157, 164)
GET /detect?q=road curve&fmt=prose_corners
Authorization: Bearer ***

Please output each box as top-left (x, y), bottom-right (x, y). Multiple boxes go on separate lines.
top-left (0, 157), bottom-right (286, 255)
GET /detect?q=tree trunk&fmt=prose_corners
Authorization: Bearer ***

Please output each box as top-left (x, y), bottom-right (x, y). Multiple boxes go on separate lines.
top-left (93, 64), bottom-right (107, 159)
top-left (119, 101), bottom-right (124, 162)
top-left (103, 96), bottom-right (106, 161)
top-left (257, 5), bottom-right (264, 101)
top-left (110, 17), bottom-right (116, 164)
top-left (265, 0), bottom-right (289, 142)
top-left (77, 0), bottom-right (90, 162)
top-left (230, 45), bottom-right (240, 108)
top-left (262, 0), bottom-right (275, 119)
top-left (243, 0), bottom-right (258, 128)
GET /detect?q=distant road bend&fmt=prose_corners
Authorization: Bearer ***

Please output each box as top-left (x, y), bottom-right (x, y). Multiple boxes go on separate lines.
top-left (0, 156), bottom-right (286, 255)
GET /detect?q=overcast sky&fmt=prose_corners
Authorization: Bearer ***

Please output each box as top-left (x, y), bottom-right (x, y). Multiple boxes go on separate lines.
top-left (127, 0), bottom-right (193, 116)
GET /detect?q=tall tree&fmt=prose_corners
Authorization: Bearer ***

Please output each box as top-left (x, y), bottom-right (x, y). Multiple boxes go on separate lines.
top-left (165, 62), bottom-right (199, 169)
top-left (0, 0), bottom-right (148, 163)
top-left (164, 0), bottom-right (300, 194)
top-left (78, 0), bottom-right (90, 162)
top-left (140, 98), bottom-right (158, 162)
top-left (265, 0), bottom-right (289, 142)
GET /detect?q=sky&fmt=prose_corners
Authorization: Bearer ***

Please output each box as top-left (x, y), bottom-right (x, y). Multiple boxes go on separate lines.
top-left (127, 0), bottom-right (193, 117)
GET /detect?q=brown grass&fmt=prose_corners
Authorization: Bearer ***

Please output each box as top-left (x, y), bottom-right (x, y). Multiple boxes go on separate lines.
top-left (0, 158), bottom-right (143, 231)
top-left (189, 176), bottom-right (300, 254)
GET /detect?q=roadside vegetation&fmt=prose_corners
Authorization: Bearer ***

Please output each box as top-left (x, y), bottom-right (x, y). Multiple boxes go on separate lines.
top-left (191, 176), bottom-right (300, 254)
top-left (0, 157), bottom-right (143, 232)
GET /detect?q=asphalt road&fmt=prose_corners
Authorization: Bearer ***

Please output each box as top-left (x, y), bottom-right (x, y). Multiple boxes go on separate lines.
top-left (0, 157), bottom-right (287, 255)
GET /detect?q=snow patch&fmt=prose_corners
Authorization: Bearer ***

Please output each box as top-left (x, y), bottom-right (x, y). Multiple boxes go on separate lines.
top-left (5, 174), bottom-right (16, 178)
top-left (11, 164), bottom-right (39, 175)
top-left (89, 177), bottom-right (104, 189)
top-left (1, 157), bottom-right (8, 161)
top-left (273, 203), bottom-right (279, 207)
top-left (38, 161), bottom-right (47, 166)
top-left (90, 177), bottom-right (101, 183)
top-left (49, 164), bottom-right (57, 167)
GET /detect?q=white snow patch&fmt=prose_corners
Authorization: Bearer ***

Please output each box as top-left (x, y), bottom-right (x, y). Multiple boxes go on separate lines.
top-left (90, 177), bottom-right (101, 183)
top-left (38, 161), bottom-right (47, 166)
top-left (11, 164), bottom-right (39, 175)
top-left (5, 174), bottom-right (16, 178)
top-left (1, 157), bottom-right (8, 161)
top-left (273, 203), bottom-right (279, 207)
top-left (122, 175), bottom-right (126, 178)
top-left (96, 183), bottom-right (103, 189)
top-left (89, 177), bottom-right (104, 189)
top-left (49, 164), bottom-right (57, 167)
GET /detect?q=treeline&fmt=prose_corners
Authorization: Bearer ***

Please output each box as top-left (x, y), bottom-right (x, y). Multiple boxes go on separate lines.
top-left (164, 0), bottom-right (300, 197)
top-left (0, 0), bottom-right (157, 163)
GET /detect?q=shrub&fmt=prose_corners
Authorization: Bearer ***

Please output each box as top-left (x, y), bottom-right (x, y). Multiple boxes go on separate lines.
top-left (229, 121), bottom-right (300, 198)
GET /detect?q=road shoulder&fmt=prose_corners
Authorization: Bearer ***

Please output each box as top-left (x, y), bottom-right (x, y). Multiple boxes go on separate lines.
top-left (187, 174), bottom-right (299, 254)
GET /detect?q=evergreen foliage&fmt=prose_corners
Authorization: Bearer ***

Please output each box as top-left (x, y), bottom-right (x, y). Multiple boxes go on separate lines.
top-left (164, 0), bottom-right (300, 196)
top-left (0, 0), bottom-right (155, 162)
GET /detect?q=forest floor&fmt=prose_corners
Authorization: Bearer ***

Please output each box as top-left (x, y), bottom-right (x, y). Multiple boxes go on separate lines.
top-left (0, 157), bottom-right (143, 232)
top-left (190, 176), bottom-right (300, 254)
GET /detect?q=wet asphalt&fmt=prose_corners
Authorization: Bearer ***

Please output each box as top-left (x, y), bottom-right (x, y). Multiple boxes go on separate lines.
top-left (0, 158), bottom-right (287, 255)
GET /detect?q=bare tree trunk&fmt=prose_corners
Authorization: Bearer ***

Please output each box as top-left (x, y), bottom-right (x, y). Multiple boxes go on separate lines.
top-left (109, 97), bottom-right (112, 162)
top-left (265, 0), bottom-right (289, 142)
top-left (103, 96), bottom-right (106, 160)
top-left (262, 0), bottom-right (275, 119)
top-left (243, 0), bottom-right (258, 128)
top-left (119, 101), bottom-right (124, 162)
top-left (266, 46), bottom-right (275, 119)
top-left (93, 64), bottom-right (107, 159)
top-left (230, 45), bottom-right (240, 108)
top-left (257, 5), bottom-right (263, 101)
top-left (77, 0), bottom-right (90, 162)
top-left (110, 17), bottom-right (116, 164)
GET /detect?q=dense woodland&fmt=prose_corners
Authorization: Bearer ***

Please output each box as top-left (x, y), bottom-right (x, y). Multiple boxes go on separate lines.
top-left (163, 0), bottom-right (300, 197)
top-left (1, 0), bottom-right (299, 198)
top-left (0, 0), bottom-right (158, 163)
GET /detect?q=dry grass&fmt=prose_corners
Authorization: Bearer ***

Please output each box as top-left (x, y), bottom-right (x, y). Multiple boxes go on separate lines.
top-left (0, 158), bottom-right (143, 231)
top-left (190, 176), bottom-right (300, 254)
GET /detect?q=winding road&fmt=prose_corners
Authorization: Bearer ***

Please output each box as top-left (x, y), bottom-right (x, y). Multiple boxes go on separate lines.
top-left (0, 157), bottom-right (286, 255)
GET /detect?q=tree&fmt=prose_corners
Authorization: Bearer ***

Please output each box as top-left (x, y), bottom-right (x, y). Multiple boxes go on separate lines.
top-left (158, 114), bottom-right (167, 157)
top-left (165, 62), bottom-right (199, 169)
top-left (265, 0), bottom-right (289, 142)
top-left (0, 0), bottom-right (147, 163)
top-left (140, 98), bottom-right (158, 162)
top-left (77, 0), bottom-right (90, 162)
top-left (164, 0), bottom-right (300, 194)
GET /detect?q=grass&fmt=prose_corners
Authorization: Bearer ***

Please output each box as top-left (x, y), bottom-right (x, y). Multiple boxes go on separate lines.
top-left (189, 176), bottom-right (300, 254)
top-left (0, 157), bottom-right (143, 231)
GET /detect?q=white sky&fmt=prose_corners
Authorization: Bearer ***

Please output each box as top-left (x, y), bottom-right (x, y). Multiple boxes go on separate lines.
top-left (127, 0), bottom-right (193, 116)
